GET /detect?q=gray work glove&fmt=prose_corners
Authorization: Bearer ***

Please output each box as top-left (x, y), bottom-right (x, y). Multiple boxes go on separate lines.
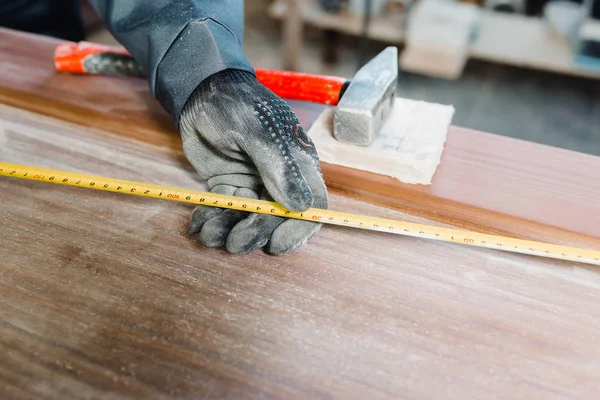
top-left (179, 69), bottom-right (328, 255)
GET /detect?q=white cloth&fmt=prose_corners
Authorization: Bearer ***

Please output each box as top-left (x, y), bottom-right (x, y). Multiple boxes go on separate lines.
top-left (309, 97), bottom-right (455, 185)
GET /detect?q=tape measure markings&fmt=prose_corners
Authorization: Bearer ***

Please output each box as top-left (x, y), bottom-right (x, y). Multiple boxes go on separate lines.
top-left (1, 162), bottom-right (599, 266)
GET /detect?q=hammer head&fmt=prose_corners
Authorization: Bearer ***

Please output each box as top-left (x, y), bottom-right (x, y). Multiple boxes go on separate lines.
top-left (333, 47), bottom-right (398, 146)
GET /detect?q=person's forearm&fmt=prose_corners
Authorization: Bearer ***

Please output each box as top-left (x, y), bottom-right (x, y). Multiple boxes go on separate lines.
top-left (87, 0), bottom-right (254, 120)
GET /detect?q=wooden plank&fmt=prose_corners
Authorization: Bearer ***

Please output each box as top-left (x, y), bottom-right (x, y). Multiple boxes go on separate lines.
top-left (321, 128), bottom-right (600, 250)
top-left (2, 29), bottom-right (600, 398)
top-left (3, 104), bottom-right (600, 399)
top-left (0, 30), bottom-right (176, 150)
top-left (0, 28), bottom-right (598, 249)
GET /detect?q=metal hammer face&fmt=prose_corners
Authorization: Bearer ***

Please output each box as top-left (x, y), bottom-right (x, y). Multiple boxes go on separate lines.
top-left (333, 47), bottom-right (398, 146)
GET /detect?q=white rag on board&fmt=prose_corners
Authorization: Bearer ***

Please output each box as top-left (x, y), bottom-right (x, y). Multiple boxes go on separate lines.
top-left (308, 98), bottom-right (455, 185)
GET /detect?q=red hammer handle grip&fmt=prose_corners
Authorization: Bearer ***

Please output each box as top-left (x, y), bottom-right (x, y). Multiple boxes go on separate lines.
top-left (254, 69), bottom-right (346, 106)
top-left (55, 42), bottom-right (129, 73)
top-left (55, 42), bottom-right (348, 106)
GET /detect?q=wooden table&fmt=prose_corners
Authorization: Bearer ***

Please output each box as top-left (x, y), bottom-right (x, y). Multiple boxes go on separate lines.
top-left (2, 29), bottom-right (600, 399)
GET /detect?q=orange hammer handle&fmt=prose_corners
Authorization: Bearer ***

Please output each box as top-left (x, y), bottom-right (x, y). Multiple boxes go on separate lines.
top-left (55, 42), bottom-right (348, 106)
top-left (254, 69), bottom-right (346, 106)
top-left (55, 42), bottom-right (129, 73)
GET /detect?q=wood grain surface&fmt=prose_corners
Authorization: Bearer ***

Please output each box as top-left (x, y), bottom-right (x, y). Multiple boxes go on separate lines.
top-left (3, 105), bottom-right (600, 400)
top-left (2, 28), bottom-right (600, 399)
top-left (1, 28), bottom-right (599, 250)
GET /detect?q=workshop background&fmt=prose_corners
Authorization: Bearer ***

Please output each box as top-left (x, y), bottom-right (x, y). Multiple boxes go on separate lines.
top-left (83, 0), bottom-right (600, 156)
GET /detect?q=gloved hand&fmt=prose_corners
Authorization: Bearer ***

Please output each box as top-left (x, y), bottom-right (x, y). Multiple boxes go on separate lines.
top-left (179, 69), bottom-right (328, 255)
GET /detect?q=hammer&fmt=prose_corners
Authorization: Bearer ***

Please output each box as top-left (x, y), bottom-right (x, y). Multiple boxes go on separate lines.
top-left (54, 42), bottom-right (398, 146)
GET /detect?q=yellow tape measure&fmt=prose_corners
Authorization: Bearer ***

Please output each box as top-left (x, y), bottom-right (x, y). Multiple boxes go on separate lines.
top-left (1, 161), bottom-right (599, 266)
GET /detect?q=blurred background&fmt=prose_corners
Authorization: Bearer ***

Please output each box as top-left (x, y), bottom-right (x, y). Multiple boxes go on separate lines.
top-left (42, 0), bottom-right (600, 156)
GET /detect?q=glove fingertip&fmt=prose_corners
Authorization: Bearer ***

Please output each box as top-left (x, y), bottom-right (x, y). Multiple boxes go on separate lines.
top-left (226, 231), bottom-right (269, 255)
top-left (266, 220), bottom-right (322, 255)
top-left (226, 214), bottom-right (284, 254)
top-left (188, 206), bottom-right (221, 235)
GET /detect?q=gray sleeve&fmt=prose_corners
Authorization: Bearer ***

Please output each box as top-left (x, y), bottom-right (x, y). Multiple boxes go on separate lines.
top-left (87, 0), bottom-right (255, 122)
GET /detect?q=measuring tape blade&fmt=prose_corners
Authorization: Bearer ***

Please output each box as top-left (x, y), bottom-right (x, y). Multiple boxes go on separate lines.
top-left (1, 161), bottom-right (599, 266)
